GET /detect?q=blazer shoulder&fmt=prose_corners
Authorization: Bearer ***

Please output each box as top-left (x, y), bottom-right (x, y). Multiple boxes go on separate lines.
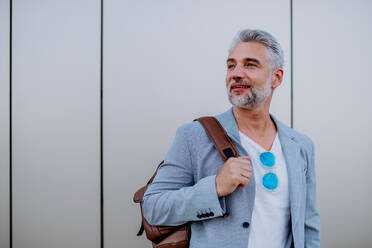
top-left (293, 130), bottom-right (314, 151)
top-left (175, 120), bottom-right (216, 153)
top-left (177, 120), bottom-right (206, 138)
top-left (277, 120), bottom-right (314, 151)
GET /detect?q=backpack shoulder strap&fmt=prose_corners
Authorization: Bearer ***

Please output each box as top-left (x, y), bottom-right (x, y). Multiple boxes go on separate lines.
top-left (195, 116), bottom-right (238, 161)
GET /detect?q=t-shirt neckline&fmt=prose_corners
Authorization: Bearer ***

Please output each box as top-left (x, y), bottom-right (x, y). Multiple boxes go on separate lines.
top-left (239, 131), bottom-right (279, 154)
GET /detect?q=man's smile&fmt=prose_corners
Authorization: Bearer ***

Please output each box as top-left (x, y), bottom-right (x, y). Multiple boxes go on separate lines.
top-left (230, 83), bottom-right (252, 93)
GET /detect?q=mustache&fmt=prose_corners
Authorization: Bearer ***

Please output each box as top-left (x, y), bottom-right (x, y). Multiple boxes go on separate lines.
top-left (227, 80), bottom-right (253, 90)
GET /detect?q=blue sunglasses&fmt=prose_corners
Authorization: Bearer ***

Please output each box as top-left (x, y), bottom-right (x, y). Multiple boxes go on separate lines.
top-left (259, 152), bottom-right (278, 191)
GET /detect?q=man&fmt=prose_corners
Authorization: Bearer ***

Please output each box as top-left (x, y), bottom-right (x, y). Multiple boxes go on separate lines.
top-left (143, 29), bottom-right (320, 248)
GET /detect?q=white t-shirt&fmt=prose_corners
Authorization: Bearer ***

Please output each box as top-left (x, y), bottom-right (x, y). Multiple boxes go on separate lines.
top-left (239, 131), bottom-right (290, 248)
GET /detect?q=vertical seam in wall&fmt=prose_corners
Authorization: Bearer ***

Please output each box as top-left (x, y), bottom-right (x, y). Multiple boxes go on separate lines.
top-left (290, 0), bottom-right (294, 129)
top-left (100, 0), bottom-right (104, 247)
top-left (9, 0), bottom-right (13, 247)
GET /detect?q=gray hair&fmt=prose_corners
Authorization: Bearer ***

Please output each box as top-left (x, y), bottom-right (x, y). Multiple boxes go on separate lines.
top-left (228, 29), bottom-right (284, 69)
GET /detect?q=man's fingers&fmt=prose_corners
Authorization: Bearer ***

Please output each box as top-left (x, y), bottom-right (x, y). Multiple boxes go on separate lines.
top-left (240, 164), bottom-right (252, 172)
top-left (236, 157), bottom-right (252, 171)
top-left (237, 157), bottom-right (251, 165)
top-left (240, 170), bottom-right (252, 180)
top-left (237, 176), bottom-right (250, 188)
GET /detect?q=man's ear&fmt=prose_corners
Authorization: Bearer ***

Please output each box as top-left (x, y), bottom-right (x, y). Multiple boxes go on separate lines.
top-left (271, 68), bottom-right (284, 89)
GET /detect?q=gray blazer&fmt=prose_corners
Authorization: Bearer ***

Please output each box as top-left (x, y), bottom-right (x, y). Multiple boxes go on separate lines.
top-left (143, 108), bottom-right (320, 248)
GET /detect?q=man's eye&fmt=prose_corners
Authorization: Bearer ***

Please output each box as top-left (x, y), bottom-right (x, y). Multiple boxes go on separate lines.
top-left (227, 64), bottom-right (235, 69)
top-left (246, 63), bottom-right (256, 67)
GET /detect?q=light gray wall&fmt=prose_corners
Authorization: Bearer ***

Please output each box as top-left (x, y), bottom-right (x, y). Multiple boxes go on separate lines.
top-left (103, 0), bottom-right (291, 247)
top-left (0, 0), bottom-right (10, 247)
top-left (12, 0), bottom-right (101, 247)
top-left (293, 0), bottom-right (372, 247)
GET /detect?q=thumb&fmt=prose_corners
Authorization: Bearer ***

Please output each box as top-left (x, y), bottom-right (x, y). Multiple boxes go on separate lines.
top-left (239, 156), bottom-right (251, 161)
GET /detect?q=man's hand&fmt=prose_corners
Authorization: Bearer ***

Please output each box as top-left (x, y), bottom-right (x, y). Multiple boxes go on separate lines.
top-left (215, 156), bottom-right (252, 198)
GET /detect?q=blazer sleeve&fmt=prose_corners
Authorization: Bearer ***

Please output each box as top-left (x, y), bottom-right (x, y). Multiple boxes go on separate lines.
top-left (305, 140), bottom-right (321, 247)
top-left (142, 124), bottom-right (226, 226)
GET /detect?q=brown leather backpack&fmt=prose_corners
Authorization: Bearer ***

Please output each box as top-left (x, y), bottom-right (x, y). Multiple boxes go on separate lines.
top-left (133, 117), bottom-right (238, 248)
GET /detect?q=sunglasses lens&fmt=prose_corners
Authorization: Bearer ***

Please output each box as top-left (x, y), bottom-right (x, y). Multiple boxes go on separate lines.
top-left (262, 172), bottom-right (278, 190)
top-left (259, 152), bottom-right (275, 167)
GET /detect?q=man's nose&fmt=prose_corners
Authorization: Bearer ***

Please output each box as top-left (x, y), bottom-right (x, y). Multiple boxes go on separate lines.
top-left (230, 65), bottom-right (245, 81)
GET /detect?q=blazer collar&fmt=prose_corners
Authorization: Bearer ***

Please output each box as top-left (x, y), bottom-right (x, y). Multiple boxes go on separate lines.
top-left (215, 107), bottom-right (296, 144)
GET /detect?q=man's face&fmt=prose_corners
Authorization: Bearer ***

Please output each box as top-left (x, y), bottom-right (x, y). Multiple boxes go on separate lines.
top-left (226, 41), bottom-right (275, 110)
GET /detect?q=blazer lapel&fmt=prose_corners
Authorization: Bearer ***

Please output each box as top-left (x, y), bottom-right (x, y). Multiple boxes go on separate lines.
top-left (273, 116), bottom-right (304, 227)
top-left (215, 107), bottom-right (240, 144)
top-left (215, 108), bottom-right (256, 219)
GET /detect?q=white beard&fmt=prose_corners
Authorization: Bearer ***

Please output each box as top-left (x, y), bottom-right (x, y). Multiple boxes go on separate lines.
top-left (226, 78), bottom-right (272, 110)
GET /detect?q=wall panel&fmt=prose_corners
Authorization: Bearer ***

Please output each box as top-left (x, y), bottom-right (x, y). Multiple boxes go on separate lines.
top-left (103, 0), bottom-right (291, 246)
top-left (293, 0), bottom-right (372, 247)
top-left (0, 0), bottom-right (10, 247)
top-left (12, 0), bottom-right (101, 247)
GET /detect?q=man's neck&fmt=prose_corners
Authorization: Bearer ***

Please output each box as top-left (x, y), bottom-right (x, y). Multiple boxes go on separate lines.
top-left (232, 106), bottom-right (276, 139)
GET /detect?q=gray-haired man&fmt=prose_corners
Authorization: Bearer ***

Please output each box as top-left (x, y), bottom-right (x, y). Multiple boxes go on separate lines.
top-left (143, 29), bottom-right (321, 248)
